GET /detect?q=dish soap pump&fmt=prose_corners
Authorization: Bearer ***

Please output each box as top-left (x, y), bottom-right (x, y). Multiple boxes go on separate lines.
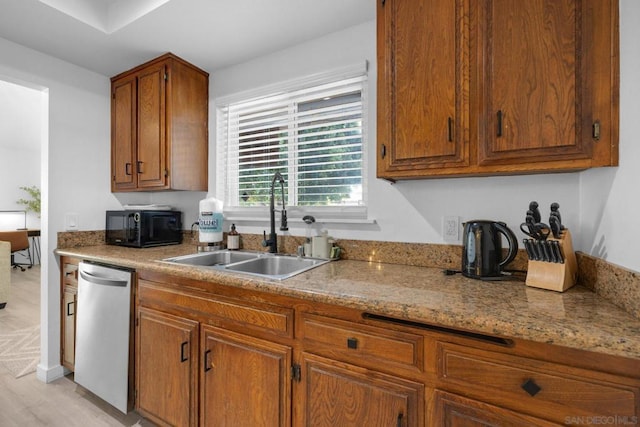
top-left (227, 223), bottom-right (240, 250)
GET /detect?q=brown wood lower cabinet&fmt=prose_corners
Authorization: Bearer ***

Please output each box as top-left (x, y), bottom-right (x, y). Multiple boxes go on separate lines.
top-left (435, 342), bottom-right (639, 424)
top-left (432, 390), bottom-right (558, 426)
top-left (60, 256), bottom-right (79, 371)
top-left (297, 353), bottom-right (423, 427)
top-left (200, 325), bottom-right (292, 426)
top-left (61, 285), bottom-right (76, 369)
top-left (131, 271), bottom-right (640, 426)
top-left (136, 307), bottom-right (199, 427)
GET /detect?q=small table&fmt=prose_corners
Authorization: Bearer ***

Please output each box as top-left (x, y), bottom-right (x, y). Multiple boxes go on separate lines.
top-left (27, 229), bottom-right (40, 265)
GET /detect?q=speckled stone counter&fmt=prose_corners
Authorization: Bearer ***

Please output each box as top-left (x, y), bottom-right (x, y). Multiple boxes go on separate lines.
top-left (55, 243), bottom-right (640, 362)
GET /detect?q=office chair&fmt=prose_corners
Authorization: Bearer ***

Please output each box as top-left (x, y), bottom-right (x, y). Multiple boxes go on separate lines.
top-left (0, 230), bottom-right (32, 271)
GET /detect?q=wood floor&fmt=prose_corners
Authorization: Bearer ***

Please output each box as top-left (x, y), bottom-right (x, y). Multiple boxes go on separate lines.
top-left (0, 266), bottom-right (155, 426)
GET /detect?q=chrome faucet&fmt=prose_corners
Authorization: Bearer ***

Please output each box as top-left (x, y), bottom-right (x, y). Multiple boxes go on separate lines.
top-left (262, 171), bottom-right (288, 253)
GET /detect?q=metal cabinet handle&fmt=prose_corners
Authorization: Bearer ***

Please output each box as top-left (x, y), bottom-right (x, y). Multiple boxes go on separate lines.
top-left (137, 161), bottom-right (143, 174)
top-left (180, 341), bottom-right (189, 362)
top-left (497, 110), bottom-right (504, 137)
top-left (592, 120), bottom-right (601, 140)
top-left (448, 117), bottom-right (453, 142)
top-left (125, 162), bottom-right (132, 176)
top-left (204, 349), bottom-right (212, 372)
top-left (66, 301), bottom-right (75, 316)
top-left (521, 378), bottom-right (542, 396)
top-left (397, 412), bottom-right (404, 427)
top-left (347, 337), bottom-right (358, 349)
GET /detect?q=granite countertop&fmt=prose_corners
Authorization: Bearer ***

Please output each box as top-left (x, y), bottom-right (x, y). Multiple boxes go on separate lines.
top-left (55, 243), bottom-right (640, 361)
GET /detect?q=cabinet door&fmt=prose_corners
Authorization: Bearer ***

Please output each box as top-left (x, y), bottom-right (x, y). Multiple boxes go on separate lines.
top-left (298, 353), bottom-right (423, 427)
top-left (200, 325), bottom-right (292, 427)
top-left (432, 390), bottom-right (560, 426)
top-left (136, 62), bottom-right (167, 189)
top-left (377, 0), bottom-right (469, 178)
top-left (477, 0), bottom-right (611, 167)
top-left (136, 307), bottom-right (198, 427)
top-left (111, 75), bottom-right (137, 191)
top-left (61, 285), bottom-right (76, 370)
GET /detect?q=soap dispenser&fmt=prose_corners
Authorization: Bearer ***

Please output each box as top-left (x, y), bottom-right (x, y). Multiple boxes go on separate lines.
top-left (312, 230), bottom-right (330, 258)
top-left (302, 215), bottom-right (315, 257)
top-left (227, 224), bottom-right (240, 250)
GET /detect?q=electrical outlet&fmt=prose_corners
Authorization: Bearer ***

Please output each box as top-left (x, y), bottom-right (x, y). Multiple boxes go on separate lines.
top-left (443, 216), bottom-right (460, 242)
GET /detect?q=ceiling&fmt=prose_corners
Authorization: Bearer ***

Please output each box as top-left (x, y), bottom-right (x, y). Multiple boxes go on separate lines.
top-left (0, 0), bottom-right (375, 77)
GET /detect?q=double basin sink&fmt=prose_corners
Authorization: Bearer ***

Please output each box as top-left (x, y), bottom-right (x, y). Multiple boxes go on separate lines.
top-left (162, 249), bottom-right (330, 280)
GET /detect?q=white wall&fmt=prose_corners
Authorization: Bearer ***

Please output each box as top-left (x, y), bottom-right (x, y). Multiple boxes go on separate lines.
top-left (212, 1), bottom-right (640, 273)
top-left (580, 0), bottom-right (640, 271)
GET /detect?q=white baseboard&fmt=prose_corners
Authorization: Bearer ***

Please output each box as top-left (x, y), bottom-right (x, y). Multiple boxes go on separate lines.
top-left (36, 363), bottom-right (65, 383)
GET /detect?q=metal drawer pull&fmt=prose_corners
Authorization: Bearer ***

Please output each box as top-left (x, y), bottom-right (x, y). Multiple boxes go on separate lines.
top-left (448, 117), bottom-right (453, 142)
top-left (347, 337), bottom-right (358, 349)
top-left (180, 341), bottom-right (189, 362)
top-left (521, 378), bottom-right (542, 396)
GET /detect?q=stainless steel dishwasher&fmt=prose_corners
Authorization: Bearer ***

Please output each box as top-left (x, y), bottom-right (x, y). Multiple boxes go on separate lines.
top-left (75, 261), bottom-right (133, 413)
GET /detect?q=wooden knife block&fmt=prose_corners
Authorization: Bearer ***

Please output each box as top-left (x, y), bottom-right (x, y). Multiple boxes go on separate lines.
top-left (525, 229), bottom-right (577, 292)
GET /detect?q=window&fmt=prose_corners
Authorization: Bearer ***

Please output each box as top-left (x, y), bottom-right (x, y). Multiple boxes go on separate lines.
top-left (217, 67), bottom-right (367, 218)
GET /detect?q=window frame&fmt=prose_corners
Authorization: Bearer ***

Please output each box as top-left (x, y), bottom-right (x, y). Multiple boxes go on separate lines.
top-left (215, 63), bottom-right (370, 224)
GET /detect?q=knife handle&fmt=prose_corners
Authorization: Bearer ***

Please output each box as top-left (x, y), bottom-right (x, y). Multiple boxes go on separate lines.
top-left (550, 202), bottom-right (561, 221)
top-left (529, 201), bottom-right (541, 223)
top-left (549, 216), bottom-right (561, 239)
top-left (552, 240), bottom-right (565, 264)
top-left (523, 239), bottom-right (535, 260)
top-left (541, 241), bottom-right (553, 262)
top-left (533, 240), bottom-right (543, 261)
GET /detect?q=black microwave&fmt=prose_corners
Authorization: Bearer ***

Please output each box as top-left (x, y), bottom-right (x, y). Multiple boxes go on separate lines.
top-left (106, 210), bottom-right (183, 248)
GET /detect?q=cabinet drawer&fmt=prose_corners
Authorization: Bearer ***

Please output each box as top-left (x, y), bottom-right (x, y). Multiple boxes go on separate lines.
top-left (299, 313), bottom-right (423, 373)
top-left (62, 262), bottom-right (79, 286)
top-left (437, 342), bottom-right (638, 421)
top-left (138, 279), bottom-right (293, 338)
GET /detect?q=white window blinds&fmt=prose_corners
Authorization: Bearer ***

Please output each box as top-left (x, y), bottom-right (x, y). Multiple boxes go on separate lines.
top-left (217, 70), bottom-right (367, 210)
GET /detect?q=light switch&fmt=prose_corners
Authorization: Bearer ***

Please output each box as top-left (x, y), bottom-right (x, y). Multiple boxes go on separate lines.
top-left (65, 213), bottom-right (79, 231)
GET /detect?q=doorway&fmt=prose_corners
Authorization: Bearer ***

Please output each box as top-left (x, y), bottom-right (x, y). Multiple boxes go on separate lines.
top-left (0, 76), bottom-right (49, 380)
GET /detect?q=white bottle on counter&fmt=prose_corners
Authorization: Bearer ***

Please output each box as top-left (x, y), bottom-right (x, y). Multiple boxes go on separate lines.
top-left (198, 197), bottom-right (224, 243)
top-left (312, 230), bottom-right (330, 259)
top-left (227, 224), bottom-right (240, 250)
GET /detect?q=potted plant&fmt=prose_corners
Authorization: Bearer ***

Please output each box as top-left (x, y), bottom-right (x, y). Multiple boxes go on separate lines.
top-left (16, 185), bottom-right (41, 217)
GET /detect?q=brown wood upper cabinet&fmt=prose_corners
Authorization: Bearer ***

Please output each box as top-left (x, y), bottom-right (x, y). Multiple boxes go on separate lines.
top-left (111, 53), bottom-right (209, 191)
top-left (377, 0), bottom-right (619, 180)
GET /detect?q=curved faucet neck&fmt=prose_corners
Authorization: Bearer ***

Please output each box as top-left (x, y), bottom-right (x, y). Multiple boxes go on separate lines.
top-left (265, 172), bottom-right (287, 253)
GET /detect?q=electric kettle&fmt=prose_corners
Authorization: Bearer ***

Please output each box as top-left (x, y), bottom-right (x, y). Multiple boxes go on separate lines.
top-left (461, 220), bottom-right (518, 279)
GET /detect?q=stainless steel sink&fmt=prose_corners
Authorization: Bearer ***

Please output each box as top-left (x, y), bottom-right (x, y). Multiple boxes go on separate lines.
top-left (223, 255), bottom-right (329, 280)
top-left (163, 250), bottom-right (261, 267)
top-left (162, 250), bottom-right (330, 280)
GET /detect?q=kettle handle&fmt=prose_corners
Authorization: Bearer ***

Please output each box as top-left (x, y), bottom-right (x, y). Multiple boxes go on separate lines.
top-left (495, 222), bottom-right (519, 268)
